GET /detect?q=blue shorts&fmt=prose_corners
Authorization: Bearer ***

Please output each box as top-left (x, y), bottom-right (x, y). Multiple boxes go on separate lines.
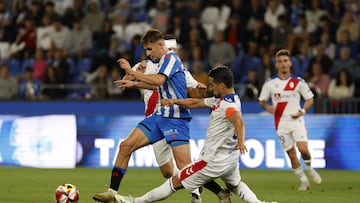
top-left (137, 115), bottom-right (190, 146)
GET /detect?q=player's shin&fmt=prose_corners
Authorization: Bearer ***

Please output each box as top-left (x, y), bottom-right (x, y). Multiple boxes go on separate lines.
top-left (231, 181), bottom-right (260, 203)
top-left (135, 178), bottom-right (176, 203)
top-left (110, 166), bottom-right (127, 191)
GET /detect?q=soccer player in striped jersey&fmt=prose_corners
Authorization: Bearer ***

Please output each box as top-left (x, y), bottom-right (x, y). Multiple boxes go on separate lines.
top-left (115, 66), bottom-right (276, 203)
top-left (258, 49), bottom-right (322, 190)
top-left (93, 29), bottom-right (229, 203)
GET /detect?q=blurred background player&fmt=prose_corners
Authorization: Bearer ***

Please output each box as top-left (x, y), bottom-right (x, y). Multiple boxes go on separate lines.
top-left (258, 49), bottom-right (322, 190)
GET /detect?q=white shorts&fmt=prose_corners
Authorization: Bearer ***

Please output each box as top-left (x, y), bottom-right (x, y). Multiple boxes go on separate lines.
top-left (179, 159), bottom-right (241, 191)
top-left (276, 121), bottom-right (308, 151)
top-left (152, 139), bottom-right (173, 166)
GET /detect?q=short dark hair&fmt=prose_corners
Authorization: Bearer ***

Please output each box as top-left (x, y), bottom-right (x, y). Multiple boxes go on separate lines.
top-left (141, 29), bottom-right (164, 45)
top-left (208, 66), bottom-right (234, 88)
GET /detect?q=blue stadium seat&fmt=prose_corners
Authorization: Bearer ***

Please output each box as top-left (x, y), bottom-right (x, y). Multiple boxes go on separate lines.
top-left (5, 58), bottom-right (22, 76)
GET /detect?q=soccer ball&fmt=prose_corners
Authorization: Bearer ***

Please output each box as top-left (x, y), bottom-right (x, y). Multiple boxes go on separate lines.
top-left (55, 183), bottom-right (80, 203)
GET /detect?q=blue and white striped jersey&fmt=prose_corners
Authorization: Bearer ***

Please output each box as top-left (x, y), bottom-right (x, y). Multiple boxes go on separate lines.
top-left (155, 51), bottom-right (191, 119)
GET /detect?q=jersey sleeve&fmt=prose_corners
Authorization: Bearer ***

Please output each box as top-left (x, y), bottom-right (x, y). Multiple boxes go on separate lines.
top-left (158, 53), bottom-right (176, 77)
top-left (132, 63), bottom-right (139, 71)
top-left (258, 81), bottom-right (271, 101)
top-left (185, 70), bottom-right (198, 88)
top-left (204, 97), bottom-right (218, 108)
top-left (299, 80), bottom-right (314, 100)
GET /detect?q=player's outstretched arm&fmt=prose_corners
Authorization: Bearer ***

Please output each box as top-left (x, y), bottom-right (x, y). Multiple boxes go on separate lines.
top-left (114, 80), bottom-right (158, 90)
top-left (118, 58), bottom-right (166, 86)
top-left (161, 98), bottom-right (207, 109)
top-left (228, 110), bottom-right (248, 154)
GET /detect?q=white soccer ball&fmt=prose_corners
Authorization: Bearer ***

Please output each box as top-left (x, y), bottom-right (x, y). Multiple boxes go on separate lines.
top-left (55, 183), bottom-right (80, 203)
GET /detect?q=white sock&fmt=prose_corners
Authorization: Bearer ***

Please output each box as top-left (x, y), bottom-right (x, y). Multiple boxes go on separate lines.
top-left (294, 166), bottom-right (309, 182)
top-left (134, 178), bottom-right (175, 203)
top-left (172, 165), bottom-right (180, 176)
top-left (190, 187), bottom-right (201, 197)
top-left (231, 181), bottom-right (260, 203)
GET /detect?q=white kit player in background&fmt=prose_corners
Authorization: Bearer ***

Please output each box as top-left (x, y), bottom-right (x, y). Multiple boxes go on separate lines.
top-left (116, 66), bottom-right (276, 203)
top-left (258, 49), bottom-right (322, 191)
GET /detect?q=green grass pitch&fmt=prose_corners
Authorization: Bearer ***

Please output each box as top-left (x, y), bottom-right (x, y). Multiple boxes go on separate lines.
top-left (1, 167), bottom-right (359, 203)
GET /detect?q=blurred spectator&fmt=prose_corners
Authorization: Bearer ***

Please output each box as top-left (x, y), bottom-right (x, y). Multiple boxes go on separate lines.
top-left (108, 66), bottom-right (123, 99)
top-left (25, 0), bottom-right (42, 26)
top-left (10, 0), bottom-right (27, 28)
top-left (336, 11), bottom-right (359, 43)
top-left (166, 12), bottom-right (188, 45)
top-left (187, 13), bottom-right (208, 42)
top-left (245, 0), bottom-right (266, 30)
top-left (187, 60), bottom-right (208, 98)
top-left (85, 64), bottom-right (109, 99)
top-left (41, 64), bottom-right (66, 99)
top-left (62, 0), bottom-right (85, 28)
top-left (318, 32), bottom-right (336, 60)
top-left (36, 14), bottom-right (53, 51)
top-left (0, 0), bottom-right (11, 41)
top-left (325, 0), bottom-right (346, 31)
top-left (49, 15), bottom-right (71, 50)
top-left (183, 28), bottom-right (207, 62)
top-left (189, 45), bottom-right (208, 71)
top-left (125, 0), bottom-right (148, 22)
top-left (247, 14), bottom-right (273, 56)
top-left (129, 34), bottom-right (144, 64)
top-left (107, 0), bottom-right (131, 24)
top-left (32, 49), bottom-right (48, 81)
top-left (304, 0), bottom-right (326, 30)
top-left (208, 30), bottom-right (236, 67)
top-left (293, 13), bottom-right (316, 43)
top-left (264, 0), bottom-right (286, 29)
top-left (258, 52), bottom-right (276, 86)
top-left (223, 13), bottom-right (248, 54)
top-left (18, 66), bottom-right (41, 100)
top-left (148, 0), bottom-right (170, 33)
top-left (43, 1), bottom-right (59, 20)
top-left (0, 64), bottom-right (18, 99)
top-left (286, 0), bottom-right (305, 27)
top-left (51, 48), bottom-right (70, 83)
top-left (328, 68), bottom-right (355, 100)
top-left (331, 46), bottom-right (357, 78)
top-left (92, 19), bottom-right (117, 67)
top-left (69, 17), bottom-right (93, 57)
top-left (239, 68), bottom-right (260, 101)
top-left (15, 17), bottom-right (36, 58)
top-left (306, 61), bottom-right (330, 97)
top-left (308, 44), bottom-right (333, 74)
top-left (335, 29), bottom-right (358, 60)
top-left (271, 14), bottom-right (293, 52)
top-left (228, 0), bottom-right (251, 25)
top-left (312, 15), bottom-right (337, 44)
top-left (82, 0), bottom-right (105, 35)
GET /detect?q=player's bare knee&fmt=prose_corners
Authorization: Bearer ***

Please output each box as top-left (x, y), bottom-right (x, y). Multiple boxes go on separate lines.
top-left (119, 140), bottom-right (134, 156)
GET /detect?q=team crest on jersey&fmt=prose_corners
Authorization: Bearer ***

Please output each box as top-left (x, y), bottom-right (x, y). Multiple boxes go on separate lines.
top-left (284, 78), bottom-right (299, 91)
top-left (274, 93), bottom-right (281, 100)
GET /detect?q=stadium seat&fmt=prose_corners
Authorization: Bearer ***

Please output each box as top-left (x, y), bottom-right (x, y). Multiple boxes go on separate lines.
top-left (5, 58), bottom-right (22, 76)
top-left (20, 58), bottom-right (35, 72)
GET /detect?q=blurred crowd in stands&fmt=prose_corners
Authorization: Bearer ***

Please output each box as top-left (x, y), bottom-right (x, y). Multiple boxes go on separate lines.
top-left (0, 0), bottom-right (359, 107)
